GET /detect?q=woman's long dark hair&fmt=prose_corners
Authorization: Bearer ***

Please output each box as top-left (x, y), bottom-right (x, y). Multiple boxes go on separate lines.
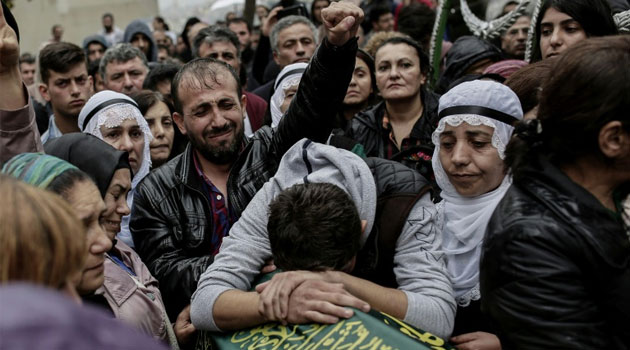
top-left (507, 36), bottom-right (630, 180)
top-left (130, 90), bottom-right (188, 162)
top-left (532, 0), bottom-right (617, 61)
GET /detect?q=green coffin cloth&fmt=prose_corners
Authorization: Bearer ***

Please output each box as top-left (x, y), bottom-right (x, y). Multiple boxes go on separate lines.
top-left (195, 273), bottom-right (456, 350)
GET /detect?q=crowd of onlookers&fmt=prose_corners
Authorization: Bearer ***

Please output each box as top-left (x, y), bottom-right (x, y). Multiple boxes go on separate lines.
top-left (1, 0), bottom-right (630, 349)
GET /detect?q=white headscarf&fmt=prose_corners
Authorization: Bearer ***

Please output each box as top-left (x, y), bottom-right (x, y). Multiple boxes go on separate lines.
top-left (270, 62), bottom-right (307, 128)
top-left (78, 90), bottom-right (153, 248)
top-left (432, 80), bottom-right (523, 306)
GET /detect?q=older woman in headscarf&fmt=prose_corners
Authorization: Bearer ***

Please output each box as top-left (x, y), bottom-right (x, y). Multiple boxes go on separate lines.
top-left (432, 80), bottom-right (523, 350)
top-left (267, 62), bottom-right (308, 128)
top-left (2, 151), bottom-right (180, 348)
top-left (44, 133), bottom-right (178, 347)
top-left (77, 90), bottom-right (152, 248)
top-left (1, 154), bottom-right (112, 304)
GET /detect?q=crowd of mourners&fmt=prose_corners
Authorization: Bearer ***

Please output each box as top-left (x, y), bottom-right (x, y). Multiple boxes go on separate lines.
top-left (1, 0), bottom-right (629, 348)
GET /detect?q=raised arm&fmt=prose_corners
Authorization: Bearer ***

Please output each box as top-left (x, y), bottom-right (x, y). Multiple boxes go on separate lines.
top-left (270, 2), bottom-right (363, 156)
top-left (0, 3), bottom-right (42, 163)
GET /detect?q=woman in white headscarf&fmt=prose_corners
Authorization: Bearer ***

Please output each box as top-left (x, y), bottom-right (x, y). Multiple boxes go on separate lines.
top-left (269, 62), bottom-right (308, 128)
top-left (78, 90), bottom-right (153, 248)
top-left (432, 80), bottom-right (523, 350)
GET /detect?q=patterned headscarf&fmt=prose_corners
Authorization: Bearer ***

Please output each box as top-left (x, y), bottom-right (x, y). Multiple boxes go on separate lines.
top-left (1, 153), bottom-right (78, 189)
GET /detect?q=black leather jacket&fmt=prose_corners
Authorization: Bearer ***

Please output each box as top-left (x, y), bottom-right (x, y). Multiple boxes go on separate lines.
top-left (344, 89), bottom-right (440, 180)
top-left (480, 155), bottom-right (630, 349)
top-left (130, 38), bottom-right (358, 320)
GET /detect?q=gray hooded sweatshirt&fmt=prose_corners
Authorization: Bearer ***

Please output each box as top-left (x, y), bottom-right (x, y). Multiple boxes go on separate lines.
top-left (190, 139), bottom-right (455, 338)
top-left (123, 20), bottom-right (157, 62)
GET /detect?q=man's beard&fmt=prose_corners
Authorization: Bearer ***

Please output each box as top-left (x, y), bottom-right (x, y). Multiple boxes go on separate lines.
top-left (189, 120), bottom-right (243, 165)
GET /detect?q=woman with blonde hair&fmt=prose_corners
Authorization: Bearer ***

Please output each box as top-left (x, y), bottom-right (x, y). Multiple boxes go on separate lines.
top-left (0, 175), bottom-right (86, 302)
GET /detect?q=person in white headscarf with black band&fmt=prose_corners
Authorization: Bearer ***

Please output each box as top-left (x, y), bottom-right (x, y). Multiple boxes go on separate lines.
top-left (78, 90), bottom-right (153, 248)
top-left (268, 62), bottom-right (308, 128)
top-left (432, 80), bottom-right (523, 350)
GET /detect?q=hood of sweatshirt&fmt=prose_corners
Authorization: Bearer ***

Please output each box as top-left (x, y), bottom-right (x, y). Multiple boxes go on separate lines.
top-left (82, 34), bottom-right (109, 51)
top-left (263, 138), bottom-right (376, 246)
top-left (123, 20), bottom-right (157, 62)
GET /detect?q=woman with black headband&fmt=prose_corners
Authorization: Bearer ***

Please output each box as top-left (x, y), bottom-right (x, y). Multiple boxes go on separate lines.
top-left (481, 36), bottom-right (630, 349)
top-left (432, 80), bottom-right (523, 350)
top-left (77, 90), bottom-right (152, 248)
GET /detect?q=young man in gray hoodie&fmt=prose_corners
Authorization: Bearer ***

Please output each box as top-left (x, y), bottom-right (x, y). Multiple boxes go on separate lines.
top-left (190, 139), bottom-right (456, 338)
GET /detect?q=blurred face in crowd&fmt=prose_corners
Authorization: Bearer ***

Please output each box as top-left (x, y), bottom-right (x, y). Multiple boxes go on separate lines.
top-left (198, 40), bottom-right (240, 73)
top-left (145, 100), bottom-right (175, 166)
top-left (256, 5), bottom-right (269, 21)
top-left (228, 21), bottom-right (251, 49)
top-left (373, 13), bottom-right (394, 32)
top-left (154, 30), bottom-right (171, 47)
top-left (375, 43), bottom-right (425, 102)
top-left (501, 16), bottom-right (530, 58)
top-left (344, 56), bottom-right (373, 108)
top-left (100, 118), bottom-right (145, 175)
top-left (176, 36), bottom-right (187, 55)
top-left (158, 46), bottom-right (170, 62)
top-left (40, 63), bottom-right (93, 120)
top-left (273, 23), bottom-right (316, 68)
top-left (187, 23), bottom-right (209, 48)
top-left (101, 169), bottom-right (131, 239)
top-left (539, 7), bottom-right (586, 59)
top-left (93, 72), bottom-right (106, 92)
top-left (103, 15), bottom-right (113, 31)
top-left (312, 0), bottom-right (329, 24)
top-left (87, 42), bottom-right (106, 63)
top-left (103, 57), bottom-right (148, 94)
top-left (66, 180), bottom-right (111, 295)
top-left (19, 62), bottom-right (36, 86)
top-left (438, 123), bottom-right (505, 197)
top-left (130, 33), bottom-right (152, 57)
top-left (173, 67), bottom-right (246, 165)
top-left (280, 84), bottom-right (298, 115)
top-left (153, 18), bottom-right (165, 31)
top-left (53, 25), bottom-right (64, 41)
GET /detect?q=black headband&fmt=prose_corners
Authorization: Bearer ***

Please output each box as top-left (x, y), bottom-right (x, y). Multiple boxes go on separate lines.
top-left (438, 105), bottom-right (519, 126)
top-left (274, 67), bottom-right (307, 90)
top-left (81, 99), bottom-right (139, 130)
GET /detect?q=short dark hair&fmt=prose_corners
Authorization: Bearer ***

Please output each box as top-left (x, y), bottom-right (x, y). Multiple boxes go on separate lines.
top-left (267, 183), bottom-right (362, 272)
top-left (154, 16), bottom-right (170, 31)
top-left (102, 13), bottom-right (113, 20)
top-left (39, 42), bottom-right (86, 84)
top-left (19, 53), bottom-right (35, 65)
top-left (227, 17), bottom-right (251, 33)
top-left (375, 36), bottom-right (431, 77)
top-left (533, 0), bottom-right (617, 61)
top-left (397, 3), bottom-right (436, 51)
top-left (171, 58), bottom-right (241, 114)
top-left (504, 58), bottom-right (555, 113)
top-left (143, 62), bottom-right (181, 95)
top-left (129, 89), bottom-right (174, 116)
top-left (369, 5), bottom-right (391, 24)
top-left (192, 26), bottom-right (241, 59)
top-left (507, 36), bottom-right (630, 178)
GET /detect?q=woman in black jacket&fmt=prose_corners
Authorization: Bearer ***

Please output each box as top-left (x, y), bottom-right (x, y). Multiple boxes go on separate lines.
top-left (345, 36), bottom-right (440, 180)
top-left (481, 36), bottom-right (630, 349)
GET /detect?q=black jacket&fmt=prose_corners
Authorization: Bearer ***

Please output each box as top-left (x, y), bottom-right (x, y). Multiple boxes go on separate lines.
top-left (130, 38), bottom-right (358, 320)
top-left (436, 36), bottom-right (502, 94)
top-left (480, 155), bottom-right (630, 349)
top-left (344, 89), bottom-right (440, 180)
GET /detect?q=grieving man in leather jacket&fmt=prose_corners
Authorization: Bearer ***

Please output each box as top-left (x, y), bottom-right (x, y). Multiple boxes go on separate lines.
top-left (130, 2), bottom-right (364, 321)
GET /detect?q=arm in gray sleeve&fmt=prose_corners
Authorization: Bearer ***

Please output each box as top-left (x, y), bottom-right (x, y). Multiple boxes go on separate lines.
top-left (395, 193), bottom-right (456, 339)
